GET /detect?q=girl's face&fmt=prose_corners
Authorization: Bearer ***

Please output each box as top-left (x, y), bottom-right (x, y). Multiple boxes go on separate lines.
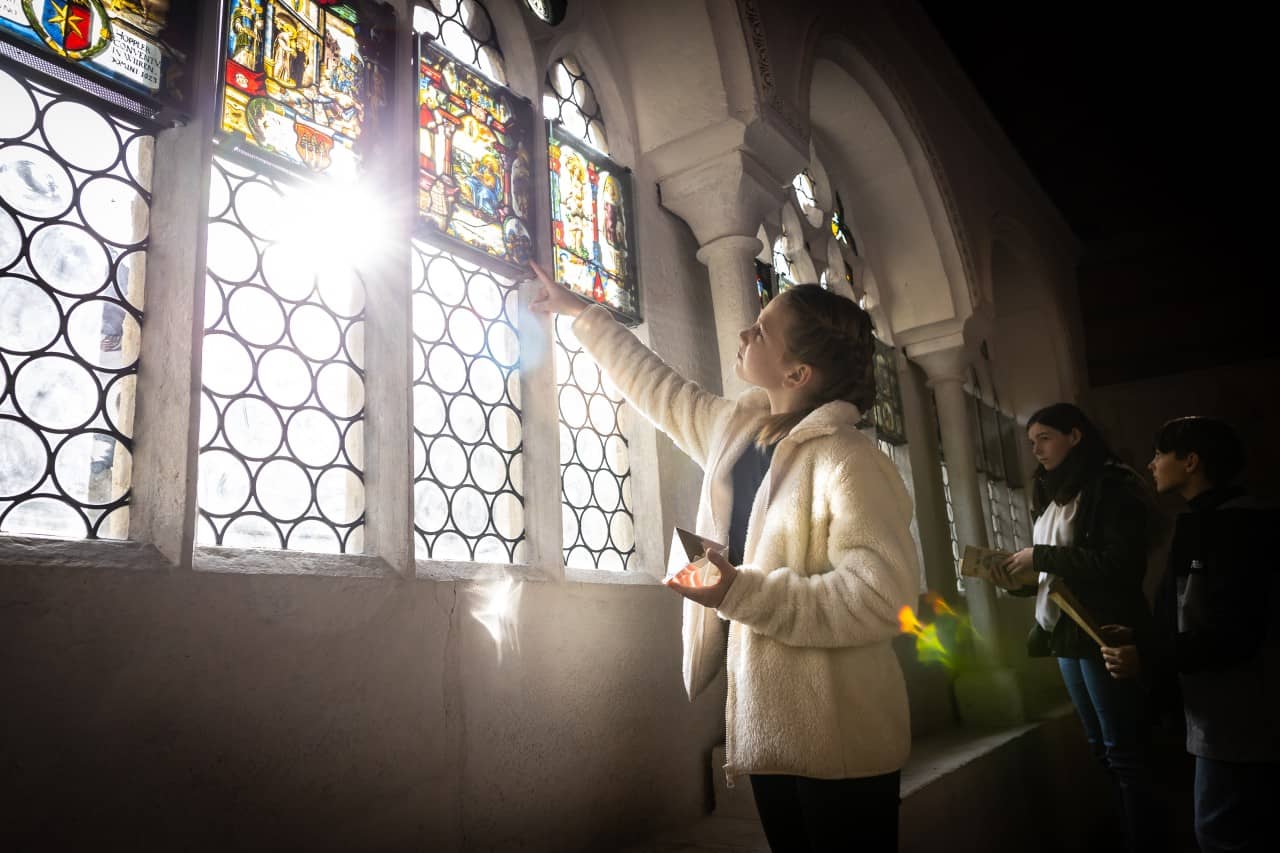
top-left (1027, 422), bottom-right (1081, 471)
top-left (735, 298), bottom-right (803, 390)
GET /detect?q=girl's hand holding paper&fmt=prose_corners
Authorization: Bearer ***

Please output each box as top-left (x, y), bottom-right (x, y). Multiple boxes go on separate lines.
top-left (667, 549), bottom-right (738, 609)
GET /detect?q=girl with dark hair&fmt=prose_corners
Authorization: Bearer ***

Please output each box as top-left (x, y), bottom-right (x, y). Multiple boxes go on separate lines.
top-left (530, 264), bottom-right (920, 853)
top-left (991, 402), bottom-right (1163, 853)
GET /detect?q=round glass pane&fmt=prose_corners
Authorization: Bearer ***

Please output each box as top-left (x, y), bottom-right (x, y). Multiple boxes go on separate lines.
top-left (43, 100), bottom-right (119, 172)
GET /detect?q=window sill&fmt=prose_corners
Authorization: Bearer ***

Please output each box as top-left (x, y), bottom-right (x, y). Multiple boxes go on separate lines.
top-left (564, 566), bottom-right (662, 586)
top-left (194, 545), bottom-right (398, 579)
top-left (0, 534), bottom-right (171, 573)
top-left (2, 534), bottom-right (667, 590)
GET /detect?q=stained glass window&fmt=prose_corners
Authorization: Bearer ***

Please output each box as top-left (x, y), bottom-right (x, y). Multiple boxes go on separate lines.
top-left (547, 123), bottom-right (637, 321)
top-left (220, 1), bottom-right (392, 181)
top-left (830, 192), bottom-right (857, 255)
top-left (864, 339), bottom-right (905, 445)
top-left (0, 60), bottom-right (152, 539)
top-left (411, 238), bottom-right (526, 563)
top-left (544, 57), bottom-right (636, 571)
top-left (754, 259), bottom-right (774, 310)
top-left (523, 0), bottom-right (566, 25)
top-left (197, 156), bottom-right (366, 553)
top-left (417, 37), bottom-right (535, 273)
top-left (0, 0), bottom-right (193, 115)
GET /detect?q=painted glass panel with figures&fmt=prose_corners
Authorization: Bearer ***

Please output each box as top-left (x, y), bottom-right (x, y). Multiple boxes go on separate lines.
top-left (220, 0), bottom-right (391, 179)
top-left (547, 123), bottom-right (636, 322)
top-left (417, 37), bottom-right (534, 271)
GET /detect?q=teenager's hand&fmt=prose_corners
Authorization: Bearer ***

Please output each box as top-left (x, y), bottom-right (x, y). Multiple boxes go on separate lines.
top-left (995, 547), bottom-right (1035, 588)
top-left (667, 549), bottom-right (738, 609)
top-left (1101, 630), bottom-right (1140, 679)
top-left (528, 261), bottom-right (586, 318)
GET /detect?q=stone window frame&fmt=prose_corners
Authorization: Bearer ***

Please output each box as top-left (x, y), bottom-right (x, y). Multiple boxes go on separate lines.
top-left (1, 0), bottom-right (668, 589)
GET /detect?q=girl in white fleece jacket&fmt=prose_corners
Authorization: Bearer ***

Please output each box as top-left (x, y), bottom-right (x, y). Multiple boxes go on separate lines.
top-left (530, 263), bottom-right (920, 852)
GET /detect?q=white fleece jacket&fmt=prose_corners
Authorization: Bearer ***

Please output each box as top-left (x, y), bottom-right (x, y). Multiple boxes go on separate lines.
top-left (572, 305), bottom-right (920, 782)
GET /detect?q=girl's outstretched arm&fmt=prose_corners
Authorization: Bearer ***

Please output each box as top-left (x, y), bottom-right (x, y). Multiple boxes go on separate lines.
top-left (530, 263), bottom-right (734, 468)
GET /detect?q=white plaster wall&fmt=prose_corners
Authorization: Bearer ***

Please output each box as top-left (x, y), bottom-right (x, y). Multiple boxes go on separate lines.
top-left (0, 562), bottom-right (728, 852)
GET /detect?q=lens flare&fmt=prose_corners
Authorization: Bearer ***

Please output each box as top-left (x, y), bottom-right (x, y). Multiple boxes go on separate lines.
top-left (471, 573), bottom-right (522, 662)
top-left (898, 592), bottom-right (980, 671)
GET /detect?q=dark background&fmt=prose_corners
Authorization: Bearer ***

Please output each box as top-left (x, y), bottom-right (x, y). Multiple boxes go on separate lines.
top-left (919, 3), bottom-right (1272, 387)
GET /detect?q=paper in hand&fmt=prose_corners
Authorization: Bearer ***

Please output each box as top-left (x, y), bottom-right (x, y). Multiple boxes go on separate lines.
top-left (960, 545), bottom-right (1021, 584)
top-left (666, 528), bottom-right (726, 589)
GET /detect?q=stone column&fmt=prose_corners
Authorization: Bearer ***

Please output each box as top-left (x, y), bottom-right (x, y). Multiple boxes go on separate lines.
top-left (694, 235), bottom-right (764, 396)
top-left (659, 149), bottom-right (787, 396)
top-left (912, 342), bottom-right (1025, 727)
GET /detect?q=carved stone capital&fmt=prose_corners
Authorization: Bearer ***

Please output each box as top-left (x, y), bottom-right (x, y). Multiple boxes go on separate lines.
top-left (909, 340), bottom-right (970, 388)
top-left (658, 148), bottom-right (788, 247)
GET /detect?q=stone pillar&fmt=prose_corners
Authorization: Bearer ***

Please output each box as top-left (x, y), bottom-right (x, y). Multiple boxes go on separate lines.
top-left (658, 149), bottom-right (787, 396)
top-left (912, 342), bottom-right (1025, 727)
top-left (695, 235), bottom-right (764, 396)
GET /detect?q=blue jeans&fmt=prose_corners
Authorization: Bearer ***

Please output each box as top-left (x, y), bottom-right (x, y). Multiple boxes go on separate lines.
top-left (1058, 656), bottom-right (1164, 853)
top-left (1194, 756), bottom-right (1277, 852)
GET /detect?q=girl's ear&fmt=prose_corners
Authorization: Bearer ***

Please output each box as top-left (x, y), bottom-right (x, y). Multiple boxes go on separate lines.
top-left (785, 363), bottom-right (814, 390)
top-left (1068, 427), bottom-right (1083, 447)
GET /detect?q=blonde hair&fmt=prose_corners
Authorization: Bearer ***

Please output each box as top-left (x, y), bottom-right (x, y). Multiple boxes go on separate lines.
top-left (755, 285), bottom-right (876, 447)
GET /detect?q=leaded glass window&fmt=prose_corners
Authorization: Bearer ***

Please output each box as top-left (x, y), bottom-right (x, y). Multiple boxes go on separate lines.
top-left (220, 1), bottom-right (392, 181)
top-left (197, 156), bottom-right (367, 553)
top-left (772, 234), bottom-right (794, 291)
top-left (544, 56), bottom-right (606, 154)
top-left (545, 57), bottom-right (636, 571)
top-left (555, 315), bottom-right (634, 572)
top-left (414, 0), bottom-right (505, 84)
top-left (865, 339), bottom-right (905, 445)
top-left (939, 461), bottom-right (961, 575)
top-left (0, 61), bottom-right (152, 540)
top-left (792, 170), bottom-right (821, 227)
top-left (523, 0), bottom-right (567, 25)
top-left (411, 238), bottom-right (526, 563)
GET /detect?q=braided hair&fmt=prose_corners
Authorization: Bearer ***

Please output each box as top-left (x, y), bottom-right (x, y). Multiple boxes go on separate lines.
top-left (754, 285), bottom-right (876, 447)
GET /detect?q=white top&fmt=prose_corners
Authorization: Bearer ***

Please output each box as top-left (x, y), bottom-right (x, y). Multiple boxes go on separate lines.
top-left (1033, 494), bottom-right (1080, 631)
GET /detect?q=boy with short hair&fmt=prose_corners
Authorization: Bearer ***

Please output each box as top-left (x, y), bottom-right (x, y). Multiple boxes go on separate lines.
top-left (1104, 416), bottom-right (1277, 853)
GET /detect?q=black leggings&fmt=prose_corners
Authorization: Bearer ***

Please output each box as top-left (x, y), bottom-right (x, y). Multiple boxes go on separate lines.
top-left (749, 771), bottom-right (901, 853)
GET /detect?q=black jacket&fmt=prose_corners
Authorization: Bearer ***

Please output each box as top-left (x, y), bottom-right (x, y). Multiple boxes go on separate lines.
top-left (1143, 487), bottom-right (1280, 761)
top-left (1016, 462), bottom-right (1153, 659)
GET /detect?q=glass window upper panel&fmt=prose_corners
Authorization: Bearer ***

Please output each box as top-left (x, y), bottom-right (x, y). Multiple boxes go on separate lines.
top-left (545, 56), bottom-right (607, 154)
top-left (414, 0), bottom-right (505, 84)
top-left (221, 1), bottom-right (393, 181)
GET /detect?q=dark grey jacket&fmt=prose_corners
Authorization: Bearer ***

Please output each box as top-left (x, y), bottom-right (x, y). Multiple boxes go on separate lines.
top-left (1149, 487), bottom-right (1280, 762)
